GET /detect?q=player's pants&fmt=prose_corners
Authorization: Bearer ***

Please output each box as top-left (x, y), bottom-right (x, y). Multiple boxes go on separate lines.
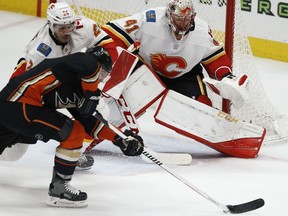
top-left (0, 101), bottom-right (73, 143)
top-left (0, 101), bottom-right (84, 176)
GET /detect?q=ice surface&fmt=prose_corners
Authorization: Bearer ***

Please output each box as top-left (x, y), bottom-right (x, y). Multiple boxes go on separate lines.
top-left (0, 10), bottom-right (287, 216)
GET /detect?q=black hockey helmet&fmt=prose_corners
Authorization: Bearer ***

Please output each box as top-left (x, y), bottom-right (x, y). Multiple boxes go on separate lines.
top-left (86, 46), bottom-right (112, 73)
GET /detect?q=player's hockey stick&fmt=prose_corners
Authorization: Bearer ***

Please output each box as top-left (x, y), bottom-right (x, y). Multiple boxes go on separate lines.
top-left (93, 110), bottom-right (265, 214)
top-left (116, 93), bottom-right (192, 165)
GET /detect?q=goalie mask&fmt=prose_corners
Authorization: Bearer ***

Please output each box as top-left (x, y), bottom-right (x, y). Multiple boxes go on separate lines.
top-left (166, 0), bottom-right (196, 41)
top-left (47, 2), bottom-right (76, 42)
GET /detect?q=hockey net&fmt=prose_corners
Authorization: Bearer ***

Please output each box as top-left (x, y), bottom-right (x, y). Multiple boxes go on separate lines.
top-left (58, 0), bottom-right (288, 144)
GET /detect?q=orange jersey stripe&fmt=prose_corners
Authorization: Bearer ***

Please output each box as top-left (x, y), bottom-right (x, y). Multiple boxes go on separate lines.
top-left (8, 69), bottom-right (59, 106)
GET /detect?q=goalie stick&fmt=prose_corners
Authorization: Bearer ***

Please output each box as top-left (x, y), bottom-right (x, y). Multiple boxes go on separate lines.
top-left (116, 93), bottom-right (192, 165)
top-left (92, 111), bottom-right (265, 214)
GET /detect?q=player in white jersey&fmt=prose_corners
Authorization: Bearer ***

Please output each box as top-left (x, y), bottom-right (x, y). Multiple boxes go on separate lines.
top-left (97, 0), bottom-right (255, 158)
top-left (13, 2), bottom-right (118, 77)
top-left (5, 2), bottom-right (119, 169)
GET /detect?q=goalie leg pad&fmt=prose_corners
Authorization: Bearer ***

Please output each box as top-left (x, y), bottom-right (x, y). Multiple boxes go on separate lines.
top-left (154, 90), bottom-right (266, 158)
top-left (98, 48), bottom-right (139, 99)
top-left (106, 64), bottom-right (166, 128)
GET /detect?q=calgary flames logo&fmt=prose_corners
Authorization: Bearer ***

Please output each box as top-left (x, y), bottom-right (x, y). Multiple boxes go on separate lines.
top-left (150, 53), bottom-right (187, 78)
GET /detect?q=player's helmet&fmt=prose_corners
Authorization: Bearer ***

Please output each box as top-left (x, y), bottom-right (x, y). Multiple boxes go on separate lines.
top-left (47, 2), bottom-right (75, 34)
top-left (86, 46), bottom-right (112, 73)
top-left (166, 0), bottom-right (196, 41)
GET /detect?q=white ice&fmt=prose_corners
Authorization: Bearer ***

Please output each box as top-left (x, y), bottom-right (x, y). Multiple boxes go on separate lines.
top-left (0, 11), bottom-right (287, 216)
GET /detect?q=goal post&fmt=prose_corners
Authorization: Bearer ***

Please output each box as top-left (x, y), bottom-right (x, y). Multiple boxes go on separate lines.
top-left (55, 0), bottom-right (288, 144)
top-left (225, 0), bottom-right (235, 61)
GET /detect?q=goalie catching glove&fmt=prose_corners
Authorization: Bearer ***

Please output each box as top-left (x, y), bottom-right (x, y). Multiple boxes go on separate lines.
top-left (77, 90), bottom-right (101, 116)
top-left (203, 73), bottom-right (249, 109)
top-left (113, 130), bottom-right (144, 156)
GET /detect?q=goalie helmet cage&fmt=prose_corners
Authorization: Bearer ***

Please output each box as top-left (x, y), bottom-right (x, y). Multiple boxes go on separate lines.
top-left (53, 0), bottom-right (288, 144)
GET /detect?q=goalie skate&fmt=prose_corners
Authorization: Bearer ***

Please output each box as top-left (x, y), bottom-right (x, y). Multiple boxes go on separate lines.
top-left (76, 153), bottom-right (94, 171)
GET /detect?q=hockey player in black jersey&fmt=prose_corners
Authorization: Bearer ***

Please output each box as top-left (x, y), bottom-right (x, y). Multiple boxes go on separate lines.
top-left (0, 46), bottom-right (144, 208)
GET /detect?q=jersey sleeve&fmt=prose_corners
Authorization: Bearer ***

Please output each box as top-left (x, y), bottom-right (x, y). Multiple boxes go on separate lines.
top-left (10, 58), bottom-right (28, 79)
top-left (79, 17), bottom-right (118, 62)
top-left (101, 11), bottom-right (145, 50)
top-left (201, 30), bottom-right (232, 80)
top-left (10, 25), bottom-right (51, 79)
top-left (11, 47), bottom-right (47, 79)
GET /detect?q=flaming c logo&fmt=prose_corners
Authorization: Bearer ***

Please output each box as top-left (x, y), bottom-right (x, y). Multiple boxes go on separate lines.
top-left (150, 53), bottom-right (187, 78)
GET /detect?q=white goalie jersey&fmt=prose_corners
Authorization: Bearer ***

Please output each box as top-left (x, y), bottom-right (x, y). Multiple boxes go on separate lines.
top-left (102, 7), bottom-right (232, 80)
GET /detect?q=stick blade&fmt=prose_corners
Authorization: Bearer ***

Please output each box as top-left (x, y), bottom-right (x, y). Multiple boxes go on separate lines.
top-left (141, 152), bottom-right (192, 165)
top-left (226, 198), bottom-right (265, 214)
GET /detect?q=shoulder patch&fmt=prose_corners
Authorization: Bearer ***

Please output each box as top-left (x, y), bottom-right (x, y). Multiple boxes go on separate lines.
top-left (146, 10), bottom-right (156, 22)
top-left (37, 43), bottom-right (52, 57)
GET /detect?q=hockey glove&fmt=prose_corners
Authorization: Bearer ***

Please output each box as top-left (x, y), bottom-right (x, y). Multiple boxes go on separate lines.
top-left (203, 73), bottom-right (249, 109)
top-left (113, 130), bottom-right (144, 156)
top-left (77, 90), bottom-right (101, 116)
top-left (86, 46), bottom-right (112, 72)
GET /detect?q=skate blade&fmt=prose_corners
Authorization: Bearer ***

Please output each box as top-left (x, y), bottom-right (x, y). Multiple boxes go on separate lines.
top-left (75, 166), bottom-right (92, 171)
top-left (47, 197), bottom-right (88, 208)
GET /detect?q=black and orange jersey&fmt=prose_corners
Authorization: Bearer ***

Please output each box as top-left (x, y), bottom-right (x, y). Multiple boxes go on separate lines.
top-left (0, 52), bottom-right (100, 109)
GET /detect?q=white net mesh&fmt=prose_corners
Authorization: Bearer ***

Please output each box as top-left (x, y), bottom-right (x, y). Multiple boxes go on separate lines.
top-left (61, 0), bottom-right (288, 143)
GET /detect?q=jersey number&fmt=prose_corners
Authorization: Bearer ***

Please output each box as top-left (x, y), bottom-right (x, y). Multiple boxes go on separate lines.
top-left (124, 19), bottom-right (139, 34)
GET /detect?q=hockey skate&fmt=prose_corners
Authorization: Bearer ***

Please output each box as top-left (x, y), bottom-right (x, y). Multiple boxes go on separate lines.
top-left (47, 170), bottom-right (87, 208)
top-left (76, 153), bottom-right (94, 171)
